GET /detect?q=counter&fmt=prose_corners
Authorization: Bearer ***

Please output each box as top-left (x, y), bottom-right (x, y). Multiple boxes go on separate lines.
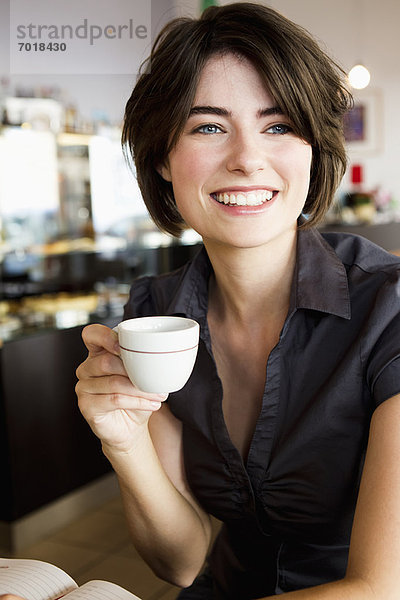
top-left (319, 221), bottom-right (400, 252)
top-left (0, 239), bottom-right (203, 551)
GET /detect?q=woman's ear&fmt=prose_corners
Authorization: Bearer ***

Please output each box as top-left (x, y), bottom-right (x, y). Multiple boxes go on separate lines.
top-left (157, 161), bottom-right (172, 182)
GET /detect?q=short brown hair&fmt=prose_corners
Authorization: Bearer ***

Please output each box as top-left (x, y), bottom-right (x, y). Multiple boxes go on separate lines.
top-left (122, 2), bottom-right (352, 237)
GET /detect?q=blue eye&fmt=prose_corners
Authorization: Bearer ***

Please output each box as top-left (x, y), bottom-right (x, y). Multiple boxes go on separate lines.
top-left (194, 124), bottom-right (223, 134)
top-left (267, 123), bottom-right (292, 135)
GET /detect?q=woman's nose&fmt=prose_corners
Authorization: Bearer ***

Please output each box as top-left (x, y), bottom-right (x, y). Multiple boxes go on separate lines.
top-left (225, 131), bottom-right (266, 175)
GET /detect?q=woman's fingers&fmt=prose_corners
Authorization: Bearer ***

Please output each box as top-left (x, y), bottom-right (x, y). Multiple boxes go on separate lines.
top-left (76, 350), bottom-right (126, 379)
top-left (77, 372), bottom-right (132, 395)
top-left (78, 388), bottom-right (163, 417)
top-left (76, 372), bottom-right (167, 402)
top-left (81, 323), bottom-right (120, 357)
top-left (76, 372), bottom-right (168, 416)
top-left (75, 322), bottom-right (169, 449)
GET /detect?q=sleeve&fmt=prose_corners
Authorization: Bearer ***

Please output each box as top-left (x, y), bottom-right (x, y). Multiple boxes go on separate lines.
top-left (123, 276), bottom-right (157, 320)
top-left (366, 276), bottom-right (400, 407)
top-left (372, 357), bottom-right (400, 406)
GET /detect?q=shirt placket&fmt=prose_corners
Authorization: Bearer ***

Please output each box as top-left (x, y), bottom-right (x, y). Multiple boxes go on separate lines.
top-left (246, 339), bottom-right (282, 490)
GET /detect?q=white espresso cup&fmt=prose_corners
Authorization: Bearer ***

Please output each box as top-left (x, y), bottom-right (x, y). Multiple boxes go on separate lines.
top-left (115, 316), bottom-right (200, 393)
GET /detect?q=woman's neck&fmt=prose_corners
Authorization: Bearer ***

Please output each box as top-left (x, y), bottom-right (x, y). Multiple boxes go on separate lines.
top-left (205, 229), bottom-right (297, 328)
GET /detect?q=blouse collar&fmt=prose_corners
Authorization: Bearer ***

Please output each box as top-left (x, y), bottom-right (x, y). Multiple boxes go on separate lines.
top-left (164, 227), bottom-right (351, 322)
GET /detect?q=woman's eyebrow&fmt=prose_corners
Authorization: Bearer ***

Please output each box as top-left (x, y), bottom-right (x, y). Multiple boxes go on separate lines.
top-left (188, 106), bottom-right (230, 117)
top-left (188, 105), bottom-right (284, 118)
top-left (258, 106), bottom-right (285, 117)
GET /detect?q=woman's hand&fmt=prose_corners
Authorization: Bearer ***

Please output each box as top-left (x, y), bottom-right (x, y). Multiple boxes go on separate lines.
top-left (0, 596), bottom-right (27, 600)
top-left (75, 324), bottom-right (168, 455)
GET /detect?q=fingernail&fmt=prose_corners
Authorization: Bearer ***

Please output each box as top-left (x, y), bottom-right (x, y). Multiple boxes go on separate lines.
top-left (114, 342), bottom-right (121, 355)
top-left (156, 393), bottom-right (168, 401)
top-left (150, 401), bottom-right (162, 408)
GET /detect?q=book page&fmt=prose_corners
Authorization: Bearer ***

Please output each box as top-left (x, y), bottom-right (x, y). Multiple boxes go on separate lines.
top-left (65, 580), bottom-right (141, 600)
top-left (0, 558), bottom-right (77, 600)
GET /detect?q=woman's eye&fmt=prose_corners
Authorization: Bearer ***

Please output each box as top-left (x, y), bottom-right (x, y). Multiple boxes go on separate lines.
top-left (193, 123), bottom-right (223, 135)
top-left (266, 123), bottom-right (292, 135)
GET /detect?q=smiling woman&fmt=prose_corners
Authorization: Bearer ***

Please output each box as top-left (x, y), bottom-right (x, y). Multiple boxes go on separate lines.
top-left (157, 53), bottom-right (312, 251)
top-left (122, 2), bottom-right (351, 237)
top-left (73, 3), bottom-right (400, 600)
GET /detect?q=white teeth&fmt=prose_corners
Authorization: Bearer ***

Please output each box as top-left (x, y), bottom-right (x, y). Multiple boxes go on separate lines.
top-left (247, 193), bottom-right (257, 205)
top-left (214, 190), bottom-right (275, 206)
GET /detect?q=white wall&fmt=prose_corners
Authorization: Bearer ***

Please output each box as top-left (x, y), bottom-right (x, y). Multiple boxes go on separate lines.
top-left (173, 0), bottom-right (400, 204)
top-left (0, 0), bottom-right (175, 124)
top-left (1, 0), bottom-right (399, 203)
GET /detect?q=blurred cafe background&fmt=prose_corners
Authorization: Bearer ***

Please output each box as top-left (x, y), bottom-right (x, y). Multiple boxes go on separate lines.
top-left (0, 0), bottom-right (399, 594)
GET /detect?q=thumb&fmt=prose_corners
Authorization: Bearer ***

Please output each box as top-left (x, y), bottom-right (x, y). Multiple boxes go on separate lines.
top-left (81, 324), bottom-right (120, 357)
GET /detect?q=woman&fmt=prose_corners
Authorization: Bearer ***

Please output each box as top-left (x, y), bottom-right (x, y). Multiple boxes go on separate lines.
top-left (75, 3), bottom-right (400, 599)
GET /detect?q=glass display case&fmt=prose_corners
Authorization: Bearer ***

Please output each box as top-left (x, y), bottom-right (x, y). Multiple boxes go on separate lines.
top-left (0, 113), bottom-right (202, 537)
top-left (0, 117), bottom-right (202, 342)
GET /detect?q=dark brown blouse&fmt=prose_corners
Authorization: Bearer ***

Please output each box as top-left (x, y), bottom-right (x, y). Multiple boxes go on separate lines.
top-left (124, 228), bottom-right (400, 598)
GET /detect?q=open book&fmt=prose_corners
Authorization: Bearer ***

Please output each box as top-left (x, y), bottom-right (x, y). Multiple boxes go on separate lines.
top-left (0, 558), bottom-right (142, 600)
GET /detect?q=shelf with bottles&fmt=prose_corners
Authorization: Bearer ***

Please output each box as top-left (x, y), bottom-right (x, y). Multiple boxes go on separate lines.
top-left (0, 91), bottom-right (97, 136)
top-left (324, 164), bottom-right (400, 227)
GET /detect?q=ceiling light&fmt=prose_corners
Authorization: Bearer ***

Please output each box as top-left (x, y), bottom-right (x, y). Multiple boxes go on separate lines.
top-left (348, 64), bottom-right (371, 90)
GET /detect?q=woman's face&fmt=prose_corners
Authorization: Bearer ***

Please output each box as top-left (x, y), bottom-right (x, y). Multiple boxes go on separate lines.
top-left (159, 53), bottom-right (312, 251)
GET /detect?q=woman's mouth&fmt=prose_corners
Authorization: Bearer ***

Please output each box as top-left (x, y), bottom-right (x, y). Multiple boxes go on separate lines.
top-left (210, 189), bottom-right (277, 207)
